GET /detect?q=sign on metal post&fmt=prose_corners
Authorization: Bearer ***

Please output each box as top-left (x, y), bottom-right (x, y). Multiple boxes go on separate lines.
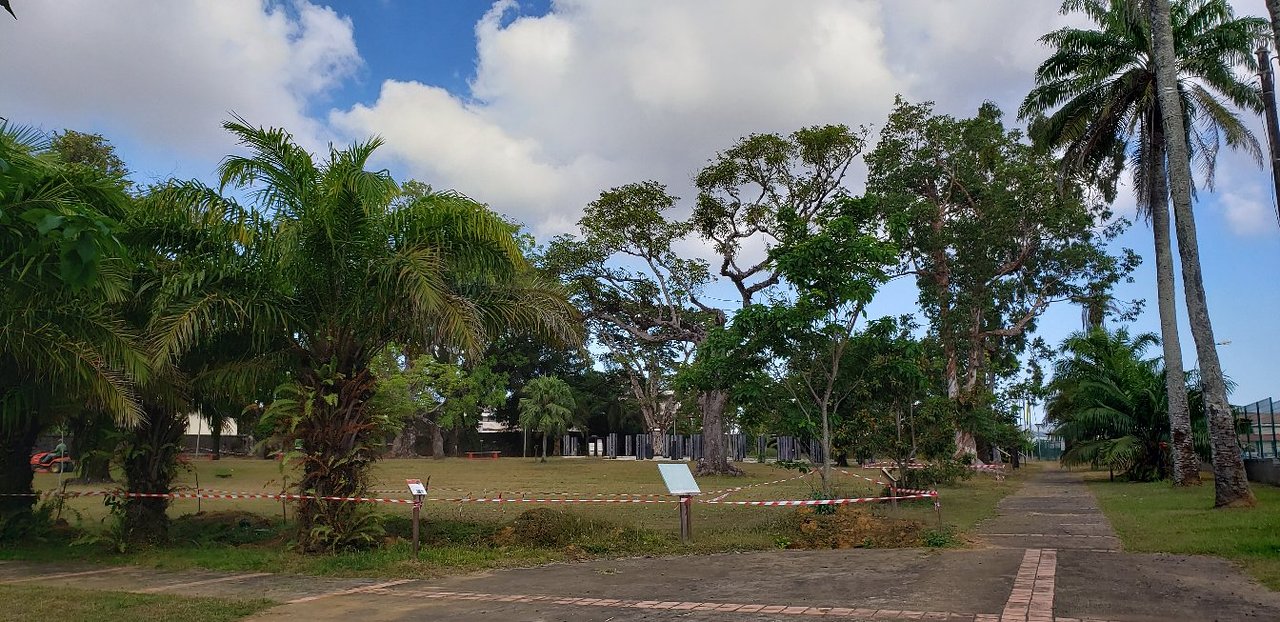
top-left (406, 478), bottom-right (429, 559)
top-left (658, 464), bottom-right (700, 543)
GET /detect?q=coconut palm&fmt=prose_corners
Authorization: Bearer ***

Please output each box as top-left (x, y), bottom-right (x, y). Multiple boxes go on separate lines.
top-left (519, 376), bottom-right (578, 463)
top-left (1020, 0), bottom-right (1265, 488)
top-left (215, 119), bottom-right (578, 550)
top-left (0, 123), bottom-right (145, 519)
top-left (1150, 0), bottom-right (1256, 506)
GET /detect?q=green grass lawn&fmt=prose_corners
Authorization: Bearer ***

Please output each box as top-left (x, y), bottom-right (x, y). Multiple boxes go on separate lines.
top-left (1088, 475), bottom-right (1280, 590)
top-left (4, 457), bottom-right (1028, 578)
top-left (0, 584), bottom-right (273, 622)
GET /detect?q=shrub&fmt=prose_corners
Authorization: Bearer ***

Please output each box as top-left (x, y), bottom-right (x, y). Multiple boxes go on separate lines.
top-left (783, 506), bottom-right (925, 549)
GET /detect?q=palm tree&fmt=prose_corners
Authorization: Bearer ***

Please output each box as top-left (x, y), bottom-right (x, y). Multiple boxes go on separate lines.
top-left (1047, 329), bottom-right (1196, 481)
top-left (519, 376), bottom-right (578, 462)
top-left (112, 183), bottom-right (280, 541)
top-left (1150, 0), bottom-right (1256, 507)
top-left (216, 119), bottom-right (579, 550)
top-left (1020, 0), bottom-right (1264, 488)
top-left (0, 123), bottom-right (145, 519)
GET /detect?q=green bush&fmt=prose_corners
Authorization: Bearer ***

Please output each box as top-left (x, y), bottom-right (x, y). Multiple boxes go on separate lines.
top-left (901, 461), bottom-right (971, 489)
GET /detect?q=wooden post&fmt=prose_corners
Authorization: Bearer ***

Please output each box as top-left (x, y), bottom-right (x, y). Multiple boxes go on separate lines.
top-left (412, 495), bottom-right (423, 560)
top-left (934, 494), bottom-right (943, 528)
top-left (678, 495), bottom-right (692, 543)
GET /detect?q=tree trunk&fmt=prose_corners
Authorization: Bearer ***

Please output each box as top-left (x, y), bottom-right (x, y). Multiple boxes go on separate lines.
top-left (69, 412), bottom-right (115, 484)
top-left (0, 416), bottom-right (41, 519)
top-left (293, 368), bottom-right (379, 551)
top-left (430, 421), bottom-right (445, 459)
top-left (695, 389), bottom-right (742, 476)
top-left (209, 416), bottom-right (222, 461)
top-left (389, 419), bottom-right (420, 458)
top-left (122, 407), bottom-right (187, 543)
top-left (820, 403), bottom-right (832, 492)
top-left (1149, 115), bottom-right (1201, 487)
top-left (1267, 0), bottom-right (1280, 72)
top-left (1151, 0), bottom-right (1254, 507)
top-left (541, 432), bottom-right (548, 463)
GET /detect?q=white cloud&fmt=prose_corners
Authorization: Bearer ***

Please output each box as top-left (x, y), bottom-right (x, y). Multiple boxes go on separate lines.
top-left (331, 0), bottom-right (911, 238)
top-left (1222, 190), bottom-right (1275, 234)
top-left (0, 0), bottom-right (359, 179)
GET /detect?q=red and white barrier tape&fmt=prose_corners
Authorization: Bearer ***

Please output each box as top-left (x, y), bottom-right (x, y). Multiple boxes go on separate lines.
top-left (704, 470), bottom-right (818, 501)
top-left (700, 491), bottom-right (938, 506)
top-left (431, 497), bottom-right (676, 504)
top-left (370, 488), bottom-right (669, 499)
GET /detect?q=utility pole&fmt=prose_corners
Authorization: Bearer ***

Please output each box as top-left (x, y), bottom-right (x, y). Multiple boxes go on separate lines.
top-left (1257, 46), bottom-right (1280, 224)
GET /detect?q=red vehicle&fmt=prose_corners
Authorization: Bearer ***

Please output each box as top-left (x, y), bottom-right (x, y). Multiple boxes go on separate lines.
top-left (30, 452), bottom-right (74, 474)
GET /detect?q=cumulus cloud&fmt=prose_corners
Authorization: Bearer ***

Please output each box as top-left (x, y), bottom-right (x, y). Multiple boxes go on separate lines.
top-left (327, 0), bottom-right (1144, 238)
top-left (1221, 189), bottom-right (1276, 235)
top-left (332, 0), bottom-right (912, 237)
top-left (0, 0), bottom-right (359, 180)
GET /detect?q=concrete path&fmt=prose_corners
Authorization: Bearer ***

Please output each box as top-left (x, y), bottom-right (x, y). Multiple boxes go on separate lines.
top-left (4, 467), bottom-right (1278, 621)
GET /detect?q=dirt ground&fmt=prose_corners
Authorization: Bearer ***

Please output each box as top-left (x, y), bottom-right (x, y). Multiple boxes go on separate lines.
top-left (5, 467), bottom-right (1278, 621)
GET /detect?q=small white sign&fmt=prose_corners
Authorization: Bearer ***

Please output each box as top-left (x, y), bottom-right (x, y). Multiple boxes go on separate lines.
top-left (658, 463), bottom-right (701, 496)
top-left (406, 478), bottom-right (428, 496)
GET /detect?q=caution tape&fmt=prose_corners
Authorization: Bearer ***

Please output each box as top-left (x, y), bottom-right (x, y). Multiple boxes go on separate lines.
top-left (429, 497), bottom-right (676, 504)
top-left (700, 491), bottom-right (938, 506)
top-left (704, 470), bottom-right (818, 501)
top-left (370, 488), bottom-right (669, 499)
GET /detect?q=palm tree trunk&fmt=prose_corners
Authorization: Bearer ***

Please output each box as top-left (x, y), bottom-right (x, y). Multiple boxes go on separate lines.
top-left (0, 416), bottom-right (41, 519)
top-left (1267, 0), bottom-right (1280, 67)
top-left (122, 407), bottom-right (187, 543)
top-left (1150, 115), bottom-right (1201, 487)
top-left (1151, 0), bottom-right (1254, 506)
top-left (540, 432), bottom-right (548, 463)
top-left (209, 416), bottom-right (222, 460)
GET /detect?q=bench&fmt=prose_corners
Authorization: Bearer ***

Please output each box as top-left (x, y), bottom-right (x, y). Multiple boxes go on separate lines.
top-left (465, 450), bottom-right (501, 460)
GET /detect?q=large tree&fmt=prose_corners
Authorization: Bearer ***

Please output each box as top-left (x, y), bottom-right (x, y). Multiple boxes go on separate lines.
top-left (1150, 0), bottom-right (1256, 506)
top-left (689, 125), bottom-right (868, 474)
top-left (214, 120), bottom-right (577, 550)
top-left (545, 182), bottom-right (730, 473)
top-left (0, 123), bottom-right (144, 522)
top-left (1021, 0), bottom-right (1264, 486)
top-left (867, 99), bottom-right (1137, 459)
top-left (114, 181), bottom-right (281, 541)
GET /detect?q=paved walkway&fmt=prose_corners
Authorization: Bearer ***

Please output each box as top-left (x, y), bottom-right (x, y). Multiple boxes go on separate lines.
top-left (3, 467), bottom-right (1278, 621)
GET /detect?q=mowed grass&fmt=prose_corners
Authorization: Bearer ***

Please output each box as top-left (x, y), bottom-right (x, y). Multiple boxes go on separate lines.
top-left (0, 584), bottom-right (273, 622)
top-left (1088, 475), bottom-right (1280, 589)
top-left (8, 457), bottom-right (1030, 578)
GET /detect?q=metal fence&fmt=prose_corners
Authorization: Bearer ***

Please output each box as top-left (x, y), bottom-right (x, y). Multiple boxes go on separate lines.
top-left (1238, 397), bottom-right (1280, 459)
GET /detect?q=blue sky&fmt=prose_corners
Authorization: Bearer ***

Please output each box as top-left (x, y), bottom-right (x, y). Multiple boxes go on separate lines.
top-left (1, 0), bottom-right (1276, 409)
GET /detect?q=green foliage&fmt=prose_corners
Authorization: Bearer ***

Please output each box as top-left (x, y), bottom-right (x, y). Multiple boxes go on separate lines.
top-left (900, 461), bottom-right (972, 490)
top-left (1021, 0), bottom-right (1266, 206)
top-left (203, 118), bottom-right (577, 550)
top-left (519, 376), bottom-right (578, 460)
top-left (922, 525), bottom-right (959, 548)
top-left (370, 345), bottom-right (508, 441)
top-left (0, 122), bottom-right (144, 518)
top-left (867, 98), bottom-right (1138, 450)
top-left (49, 129), bottom-right (131, 183)
top-left (1046, 328), bottom-right (1213, 481)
